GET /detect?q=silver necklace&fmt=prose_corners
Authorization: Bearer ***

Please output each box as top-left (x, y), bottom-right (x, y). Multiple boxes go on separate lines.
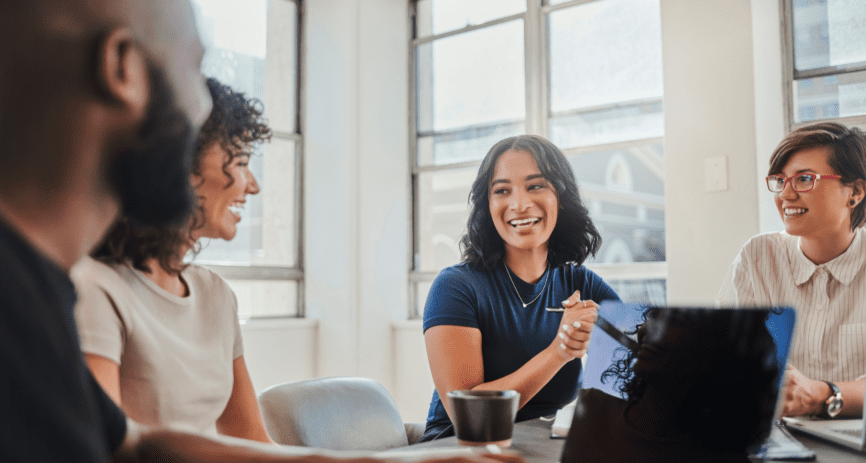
top-left (504, 262), bottom-right (550, 308)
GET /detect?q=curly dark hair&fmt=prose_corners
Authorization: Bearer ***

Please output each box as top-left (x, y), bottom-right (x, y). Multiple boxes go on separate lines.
top-left (460, 135), bottom-right (601, 270)
top-left (601, 308), bottom-right (781, 454)
top-left (769, 122), bottom-right (866, 229)
top-left (92, 77), bottom-right (272, 274)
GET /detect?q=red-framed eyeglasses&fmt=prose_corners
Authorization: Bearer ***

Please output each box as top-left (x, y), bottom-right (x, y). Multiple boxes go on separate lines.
top-left (766, 174), bottom-right (842, 193)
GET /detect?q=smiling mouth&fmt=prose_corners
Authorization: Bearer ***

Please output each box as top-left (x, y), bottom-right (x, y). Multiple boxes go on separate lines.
top-left (508, 218), bottom-right (540, 229)
top-left (228, 201), bottom-right (245, 218)
top-left (784, 207), bottom-right (807, 217)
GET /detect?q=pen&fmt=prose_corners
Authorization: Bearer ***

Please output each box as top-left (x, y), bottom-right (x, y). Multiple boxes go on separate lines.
top-left (546, 307), bottom-right (640, 353)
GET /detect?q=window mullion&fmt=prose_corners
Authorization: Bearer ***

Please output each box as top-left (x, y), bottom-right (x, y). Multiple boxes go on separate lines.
top-left (525, 0), bottom-right (545, 136)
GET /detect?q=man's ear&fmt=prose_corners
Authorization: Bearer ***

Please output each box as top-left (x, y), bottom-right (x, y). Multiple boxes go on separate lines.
top-left (94, 28), bottom-right (149, 120)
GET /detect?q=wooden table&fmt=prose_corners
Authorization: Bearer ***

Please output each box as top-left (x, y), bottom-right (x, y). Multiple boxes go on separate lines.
top-left (407, 418), bottom-right (866, 462)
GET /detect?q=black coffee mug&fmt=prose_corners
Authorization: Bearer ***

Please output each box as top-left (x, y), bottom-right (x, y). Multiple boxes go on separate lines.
top-left (447, 390), bottom-right (520, 447)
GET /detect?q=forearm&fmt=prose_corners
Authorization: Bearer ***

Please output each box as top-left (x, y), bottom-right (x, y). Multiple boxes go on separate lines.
top-left (115, 424), bottom-right (376, 463)
top-left (838, 379), bottom-right (864, 417)
top-left (468, 347), bottom-right (569, 410)
top-left (216, 416), bottom-right (274, 445)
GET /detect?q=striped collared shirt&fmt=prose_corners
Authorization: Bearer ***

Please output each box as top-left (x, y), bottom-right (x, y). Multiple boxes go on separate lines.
top-left (717, 227), bottom-right (866, 382)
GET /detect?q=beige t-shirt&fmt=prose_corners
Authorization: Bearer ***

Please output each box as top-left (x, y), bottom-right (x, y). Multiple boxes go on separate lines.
top-left (72, 257), bottom-right (243, 435)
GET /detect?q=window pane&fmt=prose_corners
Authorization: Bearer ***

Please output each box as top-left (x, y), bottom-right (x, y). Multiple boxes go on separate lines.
top-left (416, 0), bottom-right (526, 37)
top-left (548, 0), bottom-right (663, 146)
top-left (196, 138), bottom-right (297, 266)
top-left (192, 0), bottom-right (297, 134)
top-left (415, 281), bottom-right (434, 319)
top-left (793, 69), bottom-right (866, 123)
top-left (792, 0), bottom-right (866, 72)
top-left (416, 20), bottom-right (526, 134)
top-left (603, 278), bottom-right (667, 305)
top-left (549, 0), bottom-right (662, 111)
top-left (417, 122), bottom-right (524, 166)
top-left (549, 101), bottom-right (663, 149)
top-left (417, 167), bottom-right (476, 272)
top-left (227, 279), bottom-right (298, 319)
top-left (567, 145), bottom-right (666, 265)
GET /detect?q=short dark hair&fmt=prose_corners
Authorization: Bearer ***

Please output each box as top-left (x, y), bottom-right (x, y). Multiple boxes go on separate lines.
top-left (92, 78), bottom-right (272, 274)
top-left (769, 122), bottom-right (866, 229)
top-left (602, 308), bottom-right (780, 454)
top-left (460, 135), bottom-right (601, 270)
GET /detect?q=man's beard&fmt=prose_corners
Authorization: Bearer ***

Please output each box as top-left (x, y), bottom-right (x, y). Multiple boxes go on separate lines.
top-left (107, 62), bottom-right (197, 227)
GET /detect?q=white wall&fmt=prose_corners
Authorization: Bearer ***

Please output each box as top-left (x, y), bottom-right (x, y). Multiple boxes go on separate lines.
top-left (661, 0), bottom-right (786, 304)
top-left (243, 0), bottom-right (414, 414)
top-left (241, 319), bottom-right (318, 393)
top-left (242, 0), bottom-right (794, 423)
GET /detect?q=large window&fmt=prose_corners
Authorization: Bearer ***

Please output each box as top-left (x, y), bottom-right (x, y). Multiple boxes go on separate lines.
top-left (191, 0), bottom-right (303, 319)
top-left (411, 0), bottom-right (666, 317)
top-left (786, 0), bottom-right (866, 128)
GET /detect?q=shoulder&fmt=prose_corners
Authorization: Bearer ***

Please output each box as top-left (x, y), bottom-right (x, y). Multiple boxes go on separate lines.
top-left (424, 263), bottom-right (488, 331)
top-left (72, 257), bottom-right (126, 291)
top-left (562, 263), bottom-right (621, 301)
top-left (563, 263), bottom-right (601, 280)
top-left (183, 264), bottom-right (238, 312)
top-left (739, 231), bottom-right (794, 255)
top-left (71, 257), bottom-right (137, 305)
top-left (730, 232), bottom-right (795, 271)
top-left (431, 262), bottom-right (491, 292)
top-left (183, 264), bottom-right (232, 293)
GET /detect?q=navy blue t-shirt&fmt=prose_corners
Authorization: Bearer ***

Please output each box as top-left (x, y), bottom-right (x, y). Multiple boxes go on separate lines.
top-left (421, 262), bottom-right (620, 440)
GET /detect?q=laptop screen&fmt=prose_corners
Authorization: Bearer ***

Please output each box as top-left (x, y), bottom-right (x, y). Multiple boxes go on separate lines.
top-left (561, 303), bottom-right (795, 463)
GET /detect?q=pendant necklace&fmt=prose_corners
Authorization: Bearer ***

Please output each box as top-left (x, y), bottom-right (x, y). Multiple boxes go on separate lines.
top-left (504, 262), bottom-right (550, 308)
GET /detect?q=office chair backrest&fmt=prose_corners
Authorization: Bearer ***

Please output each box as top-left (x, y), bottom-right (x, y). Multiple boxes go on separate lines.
top-left (258, 376), bottom-right (411, 451)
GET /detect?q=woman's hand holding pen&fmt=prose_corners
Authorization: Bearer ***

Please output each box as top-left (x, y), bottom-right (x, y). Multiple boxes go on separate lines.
top-left (549, 290), bottom-right (598, 362)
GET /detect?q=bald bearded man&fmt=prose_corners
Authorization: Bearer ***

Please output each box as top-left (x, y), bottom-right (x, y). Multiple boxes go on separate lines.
top-left (0, 0), bottom-right (214, 460)
top-left (0, 2), bottom-right (518, 463)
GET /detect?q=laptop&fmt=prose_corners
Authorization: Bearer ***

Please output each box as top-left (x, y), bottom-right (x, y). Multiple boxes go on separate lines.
top-left (558, 303), bottom-right (800, 463)
top-left (782, 398), bottom-right (866, 451)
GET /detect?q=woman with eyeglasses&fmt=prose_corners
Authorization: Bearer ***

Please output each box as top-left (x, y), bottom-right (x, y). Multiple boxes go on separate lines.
top-left (718, 122), bottom-right (866, 419)
top-left (418, 135), bottom-right (621, 442)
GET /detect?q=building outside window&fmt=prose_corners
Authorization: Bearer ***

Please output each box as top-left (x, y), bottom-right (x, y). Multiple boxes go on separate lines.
top-left (191, 0), bottom-right (303, 319)
top-left (411, 0), bottom-right (666, 318)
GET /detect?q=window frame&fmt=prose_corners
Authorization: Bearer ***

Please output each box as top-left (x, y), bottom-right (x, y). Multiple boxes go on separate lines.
top-left (199, 0), bottom-right (306, 319)
top-left (408, 0), bottom-right (667, 319)
top-left (782, 0), bottom-right (866, 131)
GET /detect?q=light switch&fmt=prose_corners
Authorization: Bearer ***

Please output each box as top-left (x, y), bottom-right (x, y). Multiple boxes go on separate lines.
top-left (705, 155), bottom-right (728, 193)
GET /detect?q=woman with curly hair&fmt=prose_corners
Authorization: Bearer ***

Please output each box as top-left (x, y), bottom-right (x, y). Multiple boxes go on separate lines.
top-left (72, 78), bottom-right (274, 443)
top-left (563, 308), bottom-right (780, 463)
top-left (419, 135), bottom-right (621, 442)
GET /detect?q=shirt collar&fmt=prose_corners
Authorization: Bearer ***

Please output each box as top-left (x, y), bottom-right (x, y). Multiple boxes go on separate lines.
top-left (792, 228), bottom-right (866, 286)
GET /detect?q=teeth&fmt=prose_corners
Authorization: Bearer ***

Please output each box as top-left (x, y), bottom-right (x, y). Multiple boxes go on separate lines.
top-left (784, 207), bottom-right (807, 216)
top-left (228, 203), bottom-right (244, 215)
top-left (509, 218), bottom-right (540, 228)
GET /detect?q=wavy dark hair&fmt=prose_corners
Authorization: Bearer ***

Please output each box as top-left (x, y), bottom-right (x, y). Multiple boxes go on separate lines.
top-left (92, 77), bottom-right (272, 274)
top-left (601, 308), bottom-right (780, 454)
top-left (460, 135), bottom-right (601, 269)
top-left (769, 122), bottom-right (866, 229)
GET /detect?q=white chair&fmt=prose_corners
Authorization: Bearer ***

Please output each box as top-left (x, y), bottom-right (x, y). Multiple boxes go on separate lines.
top-left (258, 377), bottom-right (425, 451)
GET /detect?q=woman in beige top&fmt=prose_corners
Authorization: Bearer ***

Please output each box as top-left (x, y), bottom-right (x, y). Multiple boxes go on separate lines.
top-left (74, 78), bottom-right (273, 443)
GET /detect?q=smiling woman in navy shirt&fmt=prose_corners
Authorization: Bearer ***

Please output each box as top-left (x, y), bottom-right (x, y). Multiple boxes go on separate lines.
top-left (420, 135), bottom-right (621, 442)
